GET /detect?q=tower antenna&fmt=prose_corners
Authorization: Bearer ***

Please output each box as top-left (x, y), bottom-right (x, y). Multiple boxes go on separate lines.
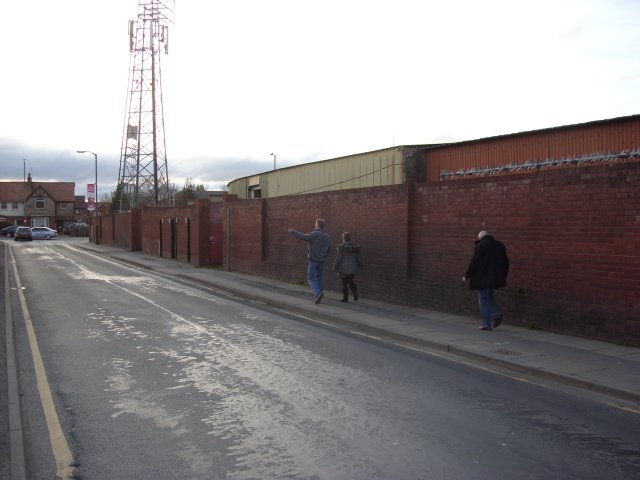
top-left (118, 0), bottom-right (174, 210)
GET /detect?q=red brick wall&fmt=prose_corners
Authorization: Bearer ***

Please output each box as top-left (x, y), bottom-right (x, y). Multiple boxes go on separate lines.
top-left (419, 162), bottom-right (640, 343)
top-left (94, 209), bottom-right (140, 250)
top-left (223, 161), bottom-right (640, 345)
top-left (223, 195), bottom-right (264, 273)
top-left (95, 201), bottom-right (218, 266)
top-left (224, 186), bottom-right (411, 301)
top-left (96, 214), bottom-right (110, 246)
top-left (208, 203), bottom-right (224, 264)
top-left (139, 200), bottom-right (211, 266)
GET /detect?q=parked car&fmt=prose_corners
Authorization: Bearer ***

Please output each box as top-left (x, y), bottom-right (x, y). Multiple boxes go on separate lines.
top-left (14, 227), bottom-right (33, 241)
top-left (31, 227), bottom-right (58, 240)
top-left (64, 222), bottom-right (89, 234)
top-left (2, 225), bottom-right (18, 237)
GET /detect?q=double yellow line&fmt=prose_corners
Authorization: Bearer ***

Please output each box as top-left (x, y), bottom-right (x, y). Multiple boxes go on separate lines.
top-left (9, 247), bottom-right (74, 479)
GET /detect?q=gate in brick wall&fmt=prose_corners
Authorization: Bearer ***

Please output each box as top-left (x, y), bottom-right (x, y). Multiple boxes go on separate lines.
top-left (208, 203), bottom-right (224, 265)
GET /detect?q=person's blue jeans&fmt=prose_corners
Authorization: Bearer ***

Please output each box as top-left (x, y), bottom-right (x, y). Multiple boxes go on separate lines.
top-left (478, 288), bottom-right (501, 329)
top-left (307, 260), bottom-right (324, 297)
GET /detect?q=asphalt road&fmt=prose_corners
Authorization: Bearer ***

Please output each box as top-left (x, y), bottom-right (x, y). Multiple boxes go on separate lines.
top-left (0, 242), bottom-right (10, 480)
top-left (6, 238), bottom-right (640, 479)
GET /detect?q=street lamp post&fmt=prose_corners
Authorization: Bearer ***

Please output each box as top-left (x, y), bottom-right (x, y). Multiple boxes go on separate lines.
top-left (76, 150), bottom-right (98, 210)
top-left (270, 152), bottom-right (276, 170)
top-left (76, 150), bottom-right (98, 244)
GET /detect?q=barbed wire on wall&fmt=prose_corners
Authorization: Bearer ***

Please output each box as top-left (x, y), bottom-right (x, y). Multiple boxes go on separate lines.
top-left (439, 150), bottom-right (640, 180)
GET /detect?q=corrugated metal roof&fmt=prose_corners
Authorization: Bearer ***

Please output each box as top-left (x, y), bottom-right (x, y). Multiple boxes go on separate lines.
top-left (425, 114), bottom-right (640, 181)
top-left (425, 114), bottom-right (640, 150)
top-left (226, 114), bottom-right (640, 192)
top-left (230, 144), bottom-right (435, 183)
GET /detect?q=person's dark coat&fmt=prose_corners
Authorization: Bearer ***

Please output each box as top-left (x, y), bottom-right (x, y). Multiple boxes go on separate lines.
top-left (464, 235), bottom-right (509, 290)
top-left (332, 241), bottom-right (362, 275)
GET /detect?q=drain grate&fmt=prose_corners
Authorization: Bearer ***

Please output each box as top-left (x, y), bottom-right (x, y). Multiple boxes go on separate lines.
top-left (494, 348), bottom-right (522, 356)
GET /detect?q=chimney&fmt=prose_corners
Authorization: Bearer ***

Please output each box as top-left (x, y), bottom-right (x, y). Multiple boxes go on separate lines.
top-left (27, 172), bottom-right (33, 188)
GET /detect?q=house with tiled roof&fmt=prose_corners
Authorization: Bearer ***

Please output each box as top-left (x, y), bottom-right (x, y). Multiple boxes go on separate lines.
top-left (0, 173), bottom-right (76, 232)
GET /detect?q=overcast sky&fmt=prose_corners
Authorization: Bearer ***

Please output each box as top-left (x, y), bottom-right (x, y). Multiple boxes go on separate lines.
top-left (1, 0), bottom-right (639, 199)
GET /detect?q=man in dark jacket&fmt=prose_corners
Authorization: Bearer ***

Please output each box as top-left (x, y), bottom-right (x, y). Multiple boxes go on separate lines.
top-left (463, 231), bottom-right (510, 330)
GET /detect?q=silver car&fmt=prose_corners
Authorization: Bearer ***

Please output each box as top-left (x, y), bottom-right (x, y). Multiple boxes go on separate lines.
top-left (31, 227), bottom-right (58, 240)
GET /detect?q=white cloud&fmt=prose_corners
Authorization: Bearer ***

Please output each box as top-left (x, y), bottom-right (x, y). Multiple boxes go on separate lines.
top-left (1, 0), bottom-right (639, 196)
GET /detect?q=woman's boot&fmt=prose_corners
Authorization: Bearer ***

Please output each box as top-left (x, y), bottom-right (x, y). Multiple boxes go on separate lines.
top-left (341, 287), bottom-right (349, 302)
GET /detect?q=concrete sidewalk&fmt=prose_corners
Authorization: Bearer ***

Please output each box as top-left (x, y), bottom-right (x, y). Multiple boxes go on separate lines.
top-left (76, 242), bottom-right (640, 405)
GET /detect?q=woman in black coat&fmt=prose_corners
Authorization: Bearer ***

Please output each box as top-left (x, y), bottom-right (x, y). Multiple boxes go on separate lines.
top-left (332, 232), bottom-right (363, 302)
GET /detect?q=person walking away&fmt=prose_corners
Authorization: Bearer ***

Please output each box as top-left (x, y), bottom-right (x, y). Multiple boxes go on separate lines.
top-left (288, 218), bottom-right (332, 304)
top-left (332, 232), bottom-right (362, 302)
top-left (463, 230), bottom-right (510, 330)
